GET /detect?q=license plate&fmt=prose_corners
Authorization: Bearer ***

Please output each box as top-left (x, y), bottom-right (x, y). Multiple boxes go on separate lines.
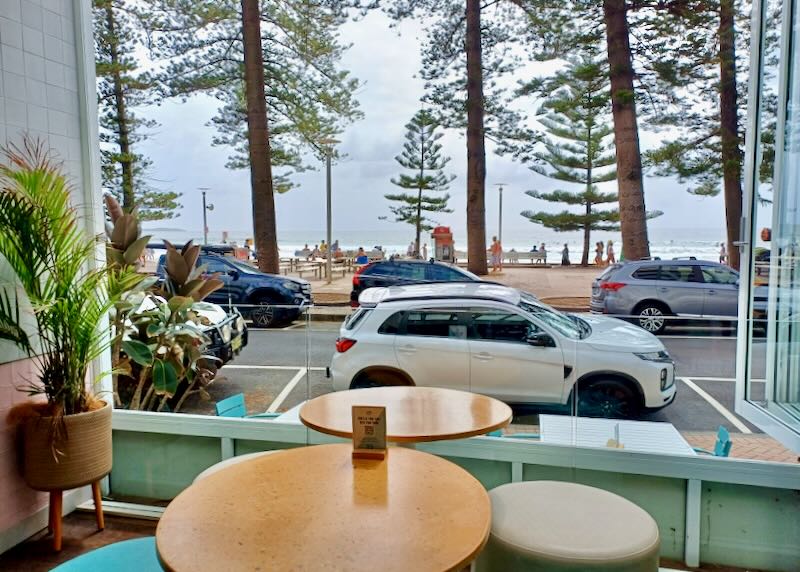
top-left (231, 335), bottom-right (243, 351)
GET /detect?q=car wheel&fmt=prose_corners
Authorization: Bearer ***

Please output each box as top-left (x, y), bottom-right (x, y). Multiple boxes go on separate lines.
top-left (251, 300), bottom-right (277, 328)
top-left (351, 371), bottom-right (408, 389)
top-left (636, 303), bottom-right (667, 334)
top-left (575, 379), bottom-right (640, 419)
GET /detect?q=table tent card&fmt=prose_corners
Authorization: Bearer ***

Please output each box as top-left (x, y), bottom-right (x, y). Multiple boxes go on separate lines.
top-left (352, 405), bottom-right (387, 459)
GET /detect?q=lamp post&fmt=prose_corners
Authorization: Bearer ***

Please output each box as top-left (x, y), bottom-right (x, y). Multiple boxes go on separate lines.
top-left (319, 138), bottom-right (339, 284)
top-left (494, 183), bottom-right (507, 245)
top-left (198, 187), bottom-right (214, 245)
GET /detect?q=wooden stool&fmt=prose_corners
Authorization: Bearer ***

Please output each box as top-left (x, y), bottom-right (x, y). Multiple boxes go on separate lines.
top-left (193, 450), bottom-right (282, 483)
top-left (475, 481), bottom-right (660, 572)
top-left (48, 481), bottom-right (105, 552)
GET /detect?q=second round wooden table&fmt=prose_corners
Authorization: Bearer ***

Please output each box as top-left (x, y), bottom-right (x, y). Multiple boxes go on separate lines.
top-left (299, 386), bottom-right (512, 442)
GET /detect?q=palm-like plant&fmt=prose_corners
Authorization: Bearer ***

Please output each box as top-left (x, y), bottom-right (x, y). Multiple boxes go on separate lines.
top-left (0, 139), bottom-right (142, 418)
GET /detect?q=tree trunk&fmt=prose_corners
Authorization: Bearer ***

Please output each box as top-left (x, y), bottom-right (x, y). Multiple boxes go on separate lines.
top-left (603, 0), bottom-right (649, 261)
top-left (416, 187), bottom-right (422, 258)
top-left (241, 0), bottom-right (279, 273)
top-left (105, 4), bottom-right (134, 211)
top-left (465, 0), bottom-right (488, 275)
top-left (582, 219), bottom-right (591, 267)
top-left (719, 0), bottom-right (742, 269)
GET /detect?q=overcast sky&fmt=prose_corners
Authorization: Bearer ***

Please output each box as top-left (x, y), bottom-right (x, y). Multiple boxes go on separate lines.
top-left (137, 10), bottom-right (731, 240)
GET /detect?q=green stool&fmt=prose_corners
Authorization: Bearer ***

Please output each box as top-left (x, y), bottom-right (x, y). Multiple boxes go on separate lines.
top-left (51, 537), bottom-right (161, 571)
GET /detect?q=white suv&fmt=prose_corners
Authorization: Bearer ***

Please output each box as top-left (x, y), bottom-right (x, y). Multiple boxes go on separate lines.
top-left (331, 283), bottom-right (676, 417)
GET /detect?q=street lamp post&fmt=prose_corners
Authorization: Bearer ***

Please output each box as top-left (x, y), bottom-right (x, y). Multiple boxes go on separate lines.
top-left (319, 138), bottom-right (339, 284)
top-left (494, 183), bottom-right (507, 245)
top-left (198, 187), bottom-right (214, 245)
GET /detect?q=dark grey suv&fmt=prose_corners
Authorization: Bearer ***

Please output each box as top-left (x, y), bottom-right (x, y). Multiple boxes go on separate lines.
top-left (590, 259), bottom-right (759, 334)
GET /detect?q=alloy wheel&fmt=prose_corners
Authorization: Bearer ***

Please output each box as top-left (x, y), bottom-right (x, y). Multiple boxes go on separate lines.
top-left (251, 303), bottom-right (275, 328)
top-left (638, 306), bottom-right (665, 333)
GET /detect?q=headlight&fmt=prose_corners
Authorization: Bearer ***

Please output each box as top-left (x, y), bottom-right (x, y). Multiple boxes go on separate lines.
top-left (236, 316), bottom-right (245, 331)
top-left (634, 350), bottom-right (672, 362)
top-left (660, 368), bottom-right (674, 390)
top-left (282, 281), bottom-right (301, 293)
top-left (221, 324), bottom-right (232, 343)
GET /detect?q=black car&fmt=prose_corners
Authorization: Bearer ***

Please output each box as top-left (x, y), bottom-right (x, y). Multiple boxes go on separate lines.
top-left (350, 259), bottom-right (480, 306)
top-left (157, 254), bottom-right (312, 327)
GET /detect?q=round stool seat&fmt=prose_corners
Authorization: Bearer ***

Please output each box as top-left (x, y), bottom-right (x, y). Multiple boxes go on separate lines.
top-left (476, 481), bottom-right (660, 572)
top-left (51, 537), bottom-right (160, 571)
top-left (193, 450), bottom-right (281, 482)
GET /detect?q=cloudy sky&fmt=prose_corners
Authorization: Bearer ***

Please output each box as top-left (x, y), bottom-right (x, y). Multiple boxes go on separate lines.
top-left (137, 10), bottom-right (732, 242)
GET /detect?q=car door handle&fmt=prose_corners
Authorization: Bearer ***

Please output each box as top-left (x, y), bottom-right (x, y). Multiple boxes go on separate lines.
top-left (473, 352), bottom-right (493, 361)
top-left (707, 290), bottom-right (716, 295)
top-left (397, 345), bottom-right (417, 354)
top-left (657, 287), bottom-right (669, 293)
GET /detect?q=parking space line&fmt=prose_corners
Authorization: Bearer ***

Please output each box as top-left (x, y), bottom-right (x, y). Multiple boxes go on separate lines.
top-left (679, 377), bottom-right (752, 434)
top-left (266, 367), bottom-right (308, 413)
top-left (223, 365), bottom-right (327, 371)
top-left (684, 376), bottom-right (765, 383)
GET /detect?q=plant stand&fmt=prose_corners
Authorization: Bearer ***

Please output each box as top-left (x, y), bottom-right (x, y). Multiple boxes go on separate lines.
top-left (47, 482), bottom-right (105, 551)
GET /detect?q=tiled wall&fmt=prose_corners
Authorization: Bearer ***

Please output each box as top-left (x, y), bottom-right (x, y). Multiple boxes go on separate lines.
top-left (0, 0), bottom-right (96, 542)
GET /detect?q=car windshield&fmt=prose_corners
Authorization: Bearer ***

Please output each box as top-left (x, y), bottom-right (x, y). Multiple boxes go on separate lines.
top-left (518, 292), bottom-right (589, 340)
top-left (226, 258), bottom-right (261, 275)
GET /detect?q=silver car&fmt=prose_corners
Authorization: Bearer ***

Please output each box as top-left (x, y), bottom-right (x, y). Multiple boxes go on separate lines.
top-left (590, 259), bottom-right (757, 334)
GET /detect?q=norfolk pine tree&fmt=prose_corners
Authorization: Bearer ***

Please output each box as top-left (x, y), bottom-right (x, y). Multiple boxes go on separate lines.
top-left (94, 0), bottom-right (180, 220)
top-left (386, 110), bottom-right (455, 256)
top-left (518, 55), bottom-right (622, 266)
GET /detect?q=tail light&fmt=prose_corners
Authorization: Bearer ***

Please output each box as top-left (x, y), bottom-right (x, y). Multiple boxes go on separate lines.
top-left (336, 338), bottom-right (357, 353)
top-left (352, 263), bottom-right (372, 287)
top-left (350, 299), bottom-right (360, 308)
top-left (600, 281), bottom-right (626, 292)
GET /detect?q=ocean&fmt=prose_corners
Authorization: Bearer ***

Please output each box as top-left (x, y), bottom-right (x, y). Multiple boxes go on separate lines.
top-left (141, 225), bottom-right (730, 264)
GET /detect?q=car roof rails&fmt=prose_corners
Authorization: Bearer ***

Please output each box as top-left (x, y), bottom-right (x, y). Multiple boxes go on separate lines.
top-left (637, 256), bottom-right (661, 261)
top-left (672, 256), bottom-right (697, 260)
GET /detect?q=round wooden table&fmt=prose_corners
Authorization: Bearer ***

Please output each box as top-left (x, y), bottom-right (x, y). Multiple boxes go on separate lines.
top-left (156, 444), bottom-right (491, 572)
top-left (299, 386), bottom-right (512, 442)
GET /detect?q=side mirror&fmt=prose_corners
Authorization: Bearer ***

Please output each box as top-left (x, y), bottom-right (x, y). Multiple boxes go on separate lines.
top-left (527, 332), bottom-right (555, 347)
top-left (227, 269), bottom-right (240, 280)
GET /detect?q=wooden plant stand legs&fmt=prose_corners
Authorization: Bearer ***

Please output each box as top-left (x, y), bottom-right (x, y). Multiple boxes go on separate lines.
top-left (47, 481), bottom-right (105, 551)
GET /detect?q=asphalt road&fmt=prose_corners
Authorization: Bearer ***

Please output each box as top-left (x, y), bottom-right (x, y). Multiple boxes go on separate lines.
top-left (184, 321), bottom-right (765, 434)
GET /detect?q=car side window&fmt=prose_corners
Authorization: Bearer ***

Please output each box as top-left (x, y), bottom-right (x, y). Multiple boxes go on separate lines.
top-left (468, 310), bottom-right (541, 344)
top-left (701, 266), bottom-right (738, 285)
top-left (367, 264), bottom-right (396, 278)
top-left (632, 266), bottom-right (659, 280)
top-left (378, 311), bottom-right (404, 334)
top-left (657, 265), bottom-right (698, 282)
top-left (428, 265), bottom-right (467, 281)
top-left (398, 263), bottom-right (427, 280)
top-left (200, 256), bottom-right (231, 274)
top-left (404, 310), bottom-right (466, 338)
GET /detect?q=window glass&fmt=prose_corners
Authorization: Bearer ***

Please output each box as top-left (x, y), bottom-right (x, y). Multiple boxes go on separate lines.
top-left (632, 266), bottom-right (659, 280)
top-left (367, 263), bottom-right (398, 278)
top-left (701, 266), bottom-right (739, 285)
top-left (429, 264), bottom-right (469, 281)
top-left (377, 311), bottom-right (403, 334)
top-left (200, 256), bottom-right (231, 274)
top-left (469, 310), bottom-right (540, 343)
top-left (344, 308), bottom-right (372, 330)
top-left (657, 265), bottom-right (697, 282)
top-left (398, 263), bottom-right (427, 280)
top-left (404, 310), bottom-right (465, 338)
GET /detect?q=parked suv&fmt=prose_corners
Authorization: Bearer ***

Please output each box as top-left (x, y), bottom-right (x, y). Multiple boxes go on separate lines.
top-left (591, 258), bottom-right (765, 334)
top-left (332, 283), bottom-right (676, 418)
top-left (157, 254), bottom-right (311, 327)
top-left (350, 259), bottom-right (479, 306)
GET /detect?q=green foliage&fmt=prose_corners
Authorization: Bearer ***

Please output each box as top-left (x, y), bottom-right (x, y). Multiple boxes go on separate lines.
top-left (386, 110), bottom-right (455, 252)
top-left (0, 139), bottom-right (144, 418)
top-left (142, 0), bottom-right (363, 188)
top-left (94, 0), bottom-right (181, 220)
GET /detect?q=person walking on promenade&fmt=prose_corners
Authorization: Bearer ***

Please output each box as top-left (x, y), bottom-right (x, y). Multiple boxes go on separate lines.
top-left (561, 243), bottom-right (570, 266)
top-left (490, 236), bottom-right (503, 272)
top-left (310, 244), bottom-right (321, 259)
top-left (595, 242), bottom-right (604, 266)
top-left (606, 240), bottom-right (616, 264)
top-left (719, 242), bottom-right (727, 264)
top-left (422, 243), bottom-right (428, 260)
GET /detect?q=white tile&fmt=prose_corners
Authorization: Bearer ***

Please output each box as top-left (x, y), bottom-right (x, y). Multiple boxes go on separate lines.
top-left (0, 96), bottom-right (5, 122)
top-left (22, 24), bottom-right (43, 56)
top-left (43, 33), bottom-right (60, 63)
top-left (26, 103), bottom-right (47, 131)
top-left (2, 70), bottom-right (24, 101)
top-left (24, 76), bottom-right (44, 105)
top-left (66, 112), bottom-right (79, 138)
top-left (1, 44), bottom-right (25, 75)
top-left (45, 83), bottom-right (66, 111)
top-left (60, 14), bottom-right (73, 45)
top-left (47, 108), bottom-right (67, 135)
top-left (42, 8), bottom-right (60, 38)
top-left (47, 133), bottom-right (69, 156)
top-left (63, 65), bottom-right (76, 90)
top-left (20, 1), bottom-right (42, 29)
top-left (5, 97), bottom-right (26, 127)
top-left (44, 58), bottom-right (63, 86)
top-left (0, 1), bottom-right (21, 23)
top-left (23, 51), bottom-right (44, 80)
top-left (0, 124), bottom-right (6, 147)
top-left (64, 87), bottom-right (77, 113)
top-left (67, 136), bottom-right (81, 161)
top-left (0, 17), bottom-right (23, 49)
top-left (0, 73), bottom-right (3, 96)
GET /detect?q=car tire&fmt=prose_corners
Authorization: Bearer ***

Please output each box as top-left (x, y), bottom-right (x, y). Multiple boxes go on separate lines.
top-left (351, 371), bottom-right (408, 389)
top-left (635, 302), bottom-right (668, 334)
top-left (575, 378), bottom-right (641, 419)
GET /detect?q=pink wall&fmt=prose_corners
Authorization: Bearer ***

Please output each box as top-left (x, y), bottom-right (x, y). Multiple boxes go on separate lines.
top-left (0, 359), bottom-right (48, 533)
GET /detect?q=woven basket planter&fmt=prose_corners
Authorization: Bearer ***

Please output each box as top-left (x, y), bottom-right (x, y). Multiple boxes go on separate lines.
top-left (22, 401), bottom-right (112, 491)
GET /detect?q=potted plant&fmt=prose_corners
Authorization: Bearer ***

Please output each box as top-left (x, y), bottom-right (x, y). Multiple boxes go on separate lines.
top-left (0, 141), bottom-right (142, 548)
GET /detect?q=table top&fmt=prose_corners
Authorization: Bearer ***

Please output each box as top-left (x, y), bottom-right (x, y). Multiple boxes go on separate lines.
top-left (539, 414), bottom-right (696, 456)
top-left (299, 386), bottom-right (512, 442)
top-left (156, 444), bottom-right (491, 572)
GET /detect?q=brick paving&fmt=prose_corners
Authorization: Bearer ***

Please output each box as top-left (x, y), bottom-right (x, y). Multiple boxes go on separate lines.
top-left (682, 431), bottom-right (799, 463)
